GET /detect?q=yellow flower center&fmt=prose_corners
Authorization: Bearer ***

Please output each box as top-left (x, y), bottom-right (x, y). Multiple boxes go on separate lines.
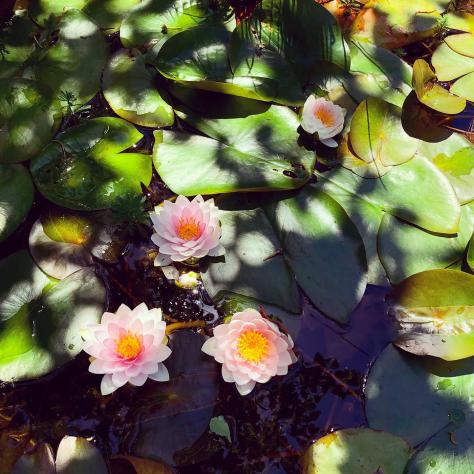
top-left (237, 330), bottom-right (270, 364)
top-left (314, 106), bottom-right (335, 128)
top-left (116, 332), bottom-right (142, 359)
top-left (176, 217), bottom-right (202, 240)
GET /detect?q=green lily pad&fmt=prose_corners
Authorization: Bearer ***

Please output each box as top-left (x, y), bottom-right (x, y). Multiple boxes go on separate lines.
top-left (201, 206), bottom-right (300, 314)
top-left (30, 117), bottom-right (151, 210)
top-left (314, 174), bottom-right (388, 286)
top-left (229, 0), bottom-right (349, 104)
top-left (0, 79), bottom-right (61, 163)
top-left (378, 203), bottom-right (474, 284)
top-left (349, 40), bottom-right (412, 88)
top-left (303, 428), bottom-right (411, 474)
top-left (120, 0), bottom-right (227, 48)
top-left (29, 212), bottom-right (95, 280)
top-left (366, 344), bottom-right (474, 468)
top-left (315, 155), bottom-right (461, 235)
top-left (412, 59), bottom-right (466, 115)
top-left (203, 187), bottom-right (367, 323)
top-left (445, 32), bottom-right (474, 58)
top-left (0, 251), bottom-right (105, 382)
top-left (451, 71), bottom-right (474, 102)
top-left (154, 106), bottom-right (315, 195)
top-left (432, 38), bottom-right (474, 82)
top-left (468, 234), bottom-right (474, 271)
top-left (169, 82), bottom-right (271, 119)
top-left (0, 164), bottom-right (34, 243)
top-left (419, 133), bottom-right (474, 205)
top-left (349, 97), bottom-right (418, 166)
top-left (0, 13), bottom-right (36, 80)
top-left (103, 50), bottom-right (174, 127)
top-left (29, 9), bottom-right (108, 108)
top-left (388, 269), bottom-right (474, 361)
top-left (83, 0), bottom-right (143, 31)
top-left (55, 437), bottom-right (107, 474)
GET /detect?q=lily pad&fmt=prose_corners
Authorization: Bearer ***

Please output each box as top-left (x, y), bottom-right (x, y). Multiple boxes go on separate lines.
top-left (201, 206), bottom-right (300, 314)
top-left (30, 117), bottom-right (151, 210)
top-left (203, 187), bottom-right (367, 323)
top-left (120, 0), bottom-right (226, 48)
top-left (349, 97), bottom-right (418, 166)
top-left (303, 428), bottom-right (411, 474)
top-left (29, 212), bottom-right (95, 280)
top-left (468, 234), bottom-right (474, 271)
top-left (412, 59), bottom-right (466, 115)
top-left (315, 155), bottom-right (461, 235)
top-left (0, 251), bottom-right (105, 382)
top-left (29, 9), bottom-right (108, 108)
top-left (314, 174), bottom-right (388, 286)
top-left (0, 79), bottom-right (61, 163)
top-left (451, 71), bottom-right (474, 102)
top-left (378, 203), bottom-right (474, 284)
top-left (154, 106), bottom-right (315, 195)
top-left (389, 269), bottom-right (474, 361)
top-left (103, 50), bottom-right (174, 127)
top-left (445, 33), bottom-right (474, 58)
top-left (419, 133), bottom-right (474, 205)
top-left (432, 39), bottom-right (474, 82)
top-left (0, 164), bottom-right (34, 243)
top-left (56, 437), bottom-right (107, 474)
top-left (366, 344), bottom-right (474, 472)
top-left (83, 0), bottom-right (143, 31)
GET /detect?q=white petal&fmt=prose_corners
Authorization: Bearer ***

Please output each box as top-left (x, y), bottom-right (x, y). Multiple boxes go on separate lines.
top-left (129, 372), bottom-right (148, 386)
top-left (320, 137), bottom-right (338, 147)
top-left (235, 381), bottom-right (256, 396)
top-left (100, 374), bottom-right (119, 396)
top-left (201, 337), bottom-right (217, 356)
top-left (148, 363), bottom-right (170, 382)
top-left (154, 253), bottom-right (172, 266)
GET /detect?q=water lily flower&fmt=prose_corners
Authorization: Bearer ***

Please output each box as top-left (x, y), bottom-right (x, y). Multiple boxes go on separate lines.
top-left (301, 95), bottom-right (346, 147)
top-left (150, 195), bottom-right (225, 266)
top-left (83, 303), bottom-right (171, 396)
top-left (201, 309), bottom-right (297, 395)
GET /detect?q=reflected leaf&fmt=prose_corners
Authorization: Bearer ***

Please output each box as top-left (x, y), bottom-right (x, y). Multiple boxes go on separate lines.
top-left (389, 269), bottom-right (474, 361)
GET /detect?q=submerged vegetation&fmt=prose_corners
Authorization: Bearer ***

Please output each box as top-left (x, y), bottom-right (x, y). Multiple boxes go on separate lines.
top-left (0, 0), bottom-right (473, 472)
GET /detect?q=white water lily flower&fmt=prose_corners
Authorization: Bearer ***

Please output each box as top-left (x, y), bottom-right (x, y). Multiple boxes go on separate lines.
top-left (301, 95), bottom-right (346, 147)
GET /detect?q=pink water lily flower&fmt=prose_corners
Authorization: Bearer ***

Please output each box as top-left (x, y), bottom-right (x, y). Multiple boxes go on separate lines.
top-left (150, 195), bottom-right (225, 266)
top-left (202, 309), bottom-right (297, 395)
top-left (83, 303), bottom-right (171, 396)
top-left (301, 95), bottom-right (346, 147)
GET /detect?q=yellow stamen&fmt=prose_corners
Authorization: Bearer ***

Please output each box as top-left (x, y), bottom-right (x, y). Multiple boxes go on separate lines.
top-left (314, 106), bottom-right (335, 127)
top-left (237, 330), bottom-right (269, 364)
top-left (116, 332), bottom-right (142, 359)
top-left (176, 217), bottom-right (201, 240)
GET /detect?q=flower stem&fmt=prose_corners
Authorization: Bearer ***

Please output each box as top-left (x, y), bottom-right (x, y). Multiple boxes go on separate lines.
top-left (166, 320), bottom-right (207, 334)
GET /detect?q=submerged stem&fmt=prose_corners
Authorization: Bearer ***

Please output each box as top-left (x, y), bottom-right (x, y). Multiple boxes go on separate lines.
top-left (166, 320), bottom-right (207, 334)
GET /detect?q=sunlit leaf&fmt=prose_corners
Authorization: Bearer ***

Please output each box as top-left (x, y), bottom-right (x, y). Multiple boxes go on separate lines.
top-left (412, 59), bottom-right (466, 115)
top-left (0, 251), bottom-right (105, 382)
top-left (450, 71), bottom-right (474, 102)
top-left (432, 39), bottom-right (474, 81)
top-left (103, 50), bottom-right (174, 127)
top-left (315, 155), bottom-right (461, 235)
top-left (378, 203), bottom-right (474, 284)
top-left (31, 117), bottom-right (151, 210)
top-left (303, 428), bottom-right (410, 474)
top-left (154, 106), bottom-right (315, 195)
top-left (0, 164), bottom-right (33, 243)
top-left (12, 443), bottom-right (55, 474)
top-left (56, 437), bottom-right (107, 473)
top-left (349, 97), bottom-right (418, 166)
